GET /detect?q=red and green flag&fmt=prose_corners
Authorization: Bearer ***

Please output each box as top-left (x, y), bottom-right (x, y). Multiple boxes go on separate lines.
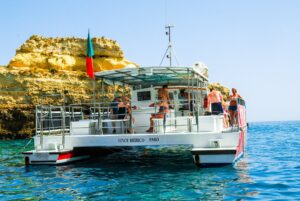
top-left (86, 30), bottom-right (95, 80)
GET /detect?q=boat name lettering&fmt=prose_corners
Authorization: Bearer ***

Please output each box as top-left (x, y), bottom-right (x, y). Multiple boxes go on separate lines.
top-left (149, 137), bottom-right (159, 142)
top-left (118, 138), bottom-right (129, 143)
top-left (118, 138), bottom-right (146, 143)
top-left (117, 137), bottom-right (159, 143)
top-left (130, 138), bottom-right (145, 143)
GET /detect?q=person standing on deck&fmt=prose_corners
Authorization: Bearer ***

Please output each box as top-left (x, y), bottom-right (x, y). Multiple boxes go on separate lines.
top-left (222, 101), bottom-right (230, 128)
top-left (179, 89), bottom-right (194, 115)
top-left (207, 88), bottom-right (223, 115)
top-left (228, 88), bottom-right (243, 126)
top-left (118, 96), bottom-right (134, 133)
top-left (179, 89), bottom-right (189, 110)
top-left (110, 96), bottom-right (121, 133)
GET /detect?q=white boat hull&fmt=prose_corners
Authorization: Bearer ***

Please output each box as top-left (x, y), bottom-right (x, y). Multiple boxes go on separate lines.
top-left (23, 129), bottom-right (246, 166)
top-left (23, 150), bottom-right (90, 165)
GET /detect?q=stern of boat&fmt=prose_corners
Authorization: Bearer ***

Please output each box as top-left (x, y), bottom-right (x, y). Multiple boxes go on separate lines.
top-left (22, 147), bottom-right (90, 165)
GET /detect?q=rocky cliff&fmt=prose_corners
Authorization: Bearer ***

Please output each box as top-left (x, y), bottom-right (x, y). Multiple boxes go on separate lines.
top-left (0, 35), bottom-right (137, 139)
top-left (0, 35), bottom-right (230, 139)
top-left (9, 35), bottom-right (136, 71)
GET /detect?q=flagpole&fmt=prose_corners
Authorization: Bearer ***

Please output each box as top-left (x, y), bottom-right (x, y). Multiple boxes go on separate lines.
top-left (86, 29), bottom-right (96, 117)
top-left (92, 79), bottom-right (96, 118)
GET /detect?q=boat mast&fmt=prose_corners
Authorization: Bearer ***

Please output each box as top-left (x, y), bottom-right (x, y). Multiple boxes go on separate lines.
top-left (160, 25), bottom-right (176, 67)
top-left (166, 25), bottom-right (173, 67)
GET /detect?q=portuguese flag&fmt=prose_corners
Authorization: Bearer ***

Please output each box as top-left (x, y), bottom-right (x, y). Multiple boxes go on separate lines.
top-left (86, 31), bottom-right (95, 80)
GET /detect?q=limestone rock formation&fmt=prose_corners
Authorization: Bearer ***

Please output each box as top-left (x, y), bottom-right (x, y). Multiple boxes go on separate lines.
top-left (0, 35), bottom-right (137, 139)
top-left (9, 35), bottom-right (137, 71)
top-left (0, 66), bottom-right (129, 139)
top-left (0, 35), bottom-right (228, 139)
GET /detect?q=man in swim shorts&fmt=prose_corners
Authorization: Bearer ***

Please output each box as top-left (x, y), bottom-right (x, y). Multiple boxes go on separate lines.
top-left (207, 88), bottom-right (223, 115)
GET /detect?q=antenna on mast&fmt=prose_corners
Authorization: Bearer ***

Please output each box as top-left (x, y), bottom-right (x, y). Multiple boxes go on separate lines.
top-left (159, 25), bottom-right (179, 67)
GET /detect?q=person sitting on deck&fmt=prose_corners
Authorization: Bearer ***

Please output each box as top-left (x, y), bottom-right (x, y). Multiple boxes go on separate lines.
top-left (157, 85), bottom-right (170, 101)
top-left (118, 96), bottom-right (134, 133)
top-left (146, 100), bottom-right (169, 133)
top-left (207, 88), bottom-right (223, 115)
top-left (158, 84), bottom-right (176, 110)
top-left (228, 88), bottom-right (243, 126)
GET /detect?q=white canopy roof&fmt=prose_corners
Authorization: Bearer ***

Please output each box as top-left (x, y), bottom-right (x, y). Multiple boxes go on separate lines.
top-left (95, 66), bottom-right (209, 88)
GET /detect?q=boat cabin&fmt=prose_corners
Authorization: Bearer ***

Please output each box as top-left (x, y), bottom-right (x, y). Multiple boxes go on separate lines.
top-left (80, 65), bottom-right (228, 135)
top-left (24, 65), bottom-right (247, 166)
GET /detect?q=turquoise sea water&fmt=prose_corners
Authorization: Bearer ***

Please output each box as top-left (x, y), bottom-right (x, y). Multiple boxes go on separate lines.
top-left (0, 121), bottom-right (300, 200)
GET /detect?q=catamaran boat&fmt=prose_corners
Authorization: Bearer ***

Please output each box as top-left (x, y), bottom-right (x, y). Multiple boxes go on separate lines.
top-left (23, 26), bottom-right (247, 166)
top-left (23, 64), bottom-right (247, 166)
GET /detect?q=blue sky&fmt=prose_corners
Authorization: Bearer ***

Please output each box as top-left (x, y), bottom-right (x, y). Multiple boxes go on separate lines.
top-left (0, 0), bottom-right (299, 122)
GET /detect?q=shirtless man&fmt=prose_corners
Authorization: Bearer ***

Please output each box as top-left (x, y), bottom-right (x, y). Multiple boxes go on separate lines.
top-left (228, 88), bottom-right (243, 126)
top-left (207, 88), bottom-right (223, 115)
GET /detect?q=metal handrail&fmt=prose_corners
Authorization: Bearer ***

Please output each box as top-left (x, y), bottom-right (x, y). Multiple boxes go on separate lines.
top-left (35, 95), bottom-right (233, 139)
top-left (35, 99), bottom-right (202, 136)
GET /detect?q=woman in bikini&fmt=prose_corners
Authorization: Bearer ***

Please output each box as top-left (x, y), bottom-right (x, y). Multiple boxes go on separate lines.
top-left (146, 100), bottom-right (169, 133)
top-left (228, 88), bottom-right (243, 126)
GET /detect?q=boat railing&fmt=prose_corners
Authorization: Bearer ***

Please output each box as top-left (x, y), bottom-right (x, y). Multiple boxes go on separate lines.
top-left (35, 97), bottom-right (246, 136)
top-left (86, 100), bottom-right (201, 135)
top-left (222, 98), bottom-right (246, 130)
top-left (235, 98), bottom-right (247, 129)
top-left (35, 98), bottom-right (245, 149)
top-left (35, 98), bottom-right (207, 136)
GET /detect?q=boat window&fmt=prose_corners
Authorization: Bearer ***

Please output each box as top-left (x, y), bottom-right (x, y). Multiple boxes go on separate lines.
top-left (169, 92), bottom-right (174, 100)
top-left (137, 91), bottom-right (151, 101)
